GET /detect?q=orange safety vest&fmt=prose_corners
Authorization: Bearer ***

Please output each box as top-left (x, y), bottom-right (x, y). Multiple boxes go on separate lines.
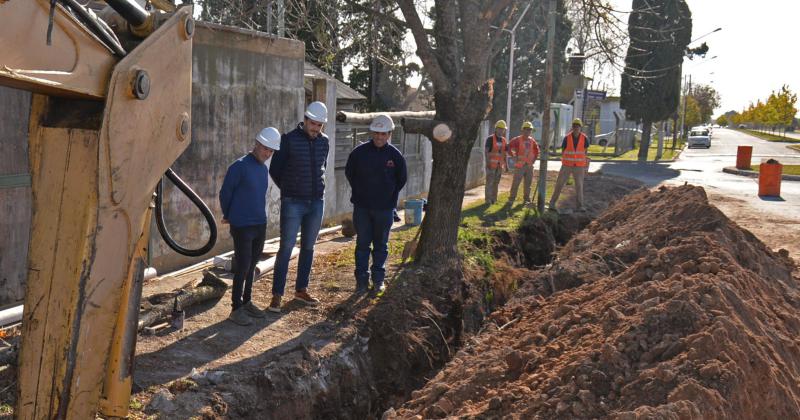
top-left (562, 133), bottom-right (588, 167)
top-left (511, 136), bottom-right (539, 168)
top-left (486, 135), bottom-right (507, 170)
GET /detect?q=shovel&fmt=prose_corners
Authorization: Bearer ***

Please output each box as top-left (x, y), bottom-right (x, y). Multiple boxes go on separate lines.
top-left (402, 219), bottom-right (424, 262)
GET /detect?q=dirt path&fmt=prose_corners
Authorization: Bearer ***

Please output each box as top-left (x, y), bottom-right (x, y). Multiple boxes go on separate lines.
top-left (707, 192), bottom-right (800, 260)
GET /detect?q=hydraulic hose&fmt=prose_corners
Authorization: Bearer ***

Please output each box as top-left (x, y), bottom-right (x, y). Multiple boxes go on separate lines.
top-left (155, 168), bottom-right (217, 257)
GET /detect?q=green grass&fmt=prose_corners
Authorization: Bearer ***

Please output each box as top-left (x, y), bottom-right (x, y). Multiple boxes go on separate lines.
top-left (585, 138), bottom-right (684, 162)
top-left (740, 129), bottom-right (800, 143)
top-left (750, 164), bottom-right (800, 176)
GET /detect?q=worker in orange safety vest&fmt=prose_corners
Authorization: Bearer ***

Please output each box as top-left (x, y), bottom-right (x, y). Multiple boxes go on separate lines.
top-left (549, 118), bottom-right (589, 212)
top-left (507, 121), bottom-right (540, 206)
top-left (484, 120), bottom-right (508, 204)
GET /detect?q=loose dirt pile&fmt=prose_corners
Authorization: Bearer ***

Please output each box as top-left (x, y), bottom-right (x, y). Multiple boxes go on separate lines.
top-left (391, 185), bottom-right (800, 419)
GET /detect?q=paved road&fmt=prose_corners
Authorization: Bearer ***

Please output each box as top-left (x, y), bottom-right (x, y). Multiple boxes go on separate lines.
top-left (592, 128), bottom-right (799, 221)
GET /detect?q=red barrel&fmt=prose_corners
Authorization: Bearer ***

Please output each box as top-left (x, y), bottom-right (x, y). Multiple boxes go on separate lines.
top-left (758, 161), bottom-right (782, 197)
top-left (736, 146), bottom-right (753, 170)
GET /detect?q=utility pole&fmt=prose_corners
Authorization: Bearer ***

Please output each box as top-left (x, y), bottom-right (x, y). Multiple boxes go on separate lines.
top-left (537, 0), bottom-right (557, 213)
top-left (680, 74), bottom-right (692, 139)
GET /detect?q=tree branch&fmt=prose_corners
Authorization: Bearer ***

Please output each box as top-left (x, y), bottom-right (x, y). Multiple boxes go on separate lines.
top-left (397, 0), bottom-right (450, 91)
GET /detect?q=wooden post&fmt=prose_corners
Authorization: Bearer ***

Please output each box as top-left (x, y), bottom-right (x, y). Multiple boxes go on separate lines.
top-left (537, 0), bottom-right (557, 213)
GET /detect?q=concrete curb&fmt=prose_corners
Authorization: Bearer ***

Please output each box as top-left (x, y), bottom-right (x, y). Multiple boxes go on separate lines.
top-left (722, 167), bottom-right (800, 181)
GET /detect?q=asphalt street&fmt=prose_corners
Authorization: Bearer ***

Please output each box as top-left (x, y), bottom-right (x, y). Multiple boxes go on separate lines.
top-left (536, 128), bottom-right (799, 221)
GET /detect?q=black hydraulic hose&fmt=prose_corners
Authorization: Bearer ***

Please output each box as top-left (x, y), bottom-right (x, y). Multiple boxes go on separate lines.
top-left (104, 0), bottom-right (150, 27)
top-left (155, 168), bottom-right (218, 257)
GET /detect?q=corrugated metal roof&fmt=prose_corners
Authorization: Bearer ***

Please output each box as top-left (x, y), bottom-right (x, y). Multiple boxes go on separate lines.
top-left (304, 62), bottom-right (367, 102)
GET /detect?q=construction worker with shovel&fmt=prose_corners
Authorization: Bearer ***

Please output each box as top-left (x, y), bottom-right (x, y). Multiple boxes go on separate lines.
top-left (345, 114), bottom-right (407, 294)
top-left (507, 121), bottom-right (540, 206)
top-left (549, 118), bottom-right (589, 212)
top-left (484, 120), bottom-right (509, 205)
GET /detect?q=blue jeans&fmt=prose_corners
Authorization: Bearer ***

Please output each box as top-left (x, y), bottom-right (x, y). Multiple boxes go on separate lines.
top-left (230, 224), bottom-right (266, 310)
top-left (272, 198), bottom-right (324, 296)
top-left (353, 206), bottom-right (393, 287)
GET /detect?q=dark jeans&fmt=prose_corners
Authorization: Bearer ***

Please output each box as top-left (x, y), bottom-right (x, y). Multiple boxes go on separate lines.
top-left (353, 206), bottom-right (394, 287)
top-left (272, 198), bottom-right (324, 296)
top-left (230, 224), bottom-right (266, 310)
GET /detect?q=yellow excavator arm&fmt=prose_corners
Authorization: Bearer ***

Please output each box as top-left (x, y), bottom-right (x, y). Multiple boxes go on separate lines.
top-left (0, 1), bottom-right (201, 417)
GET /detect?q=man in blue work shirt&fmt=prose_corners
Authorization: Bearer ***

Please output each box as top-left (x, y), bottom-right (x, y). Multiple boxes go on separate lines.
top-left (219, 127), bottom-right (281, 326)
top-left (345, 114), bottom-right (407, 294)
top-left (267, 101), bottom-right (330, 313)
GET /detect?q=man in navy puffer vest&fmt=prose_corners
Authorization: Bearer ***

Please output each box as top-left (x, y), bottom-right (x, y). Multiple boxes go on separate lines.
top-left (267, 101), bottom-right (330, 312)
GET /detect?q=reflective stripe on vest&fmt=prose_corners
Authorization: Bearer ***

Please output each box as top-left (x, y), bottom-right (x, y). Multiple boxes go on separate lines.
top-left (513, 136), bottom-right (537, 168)
top-left (487, 135), bottom-right (506, 169)
top-left (562, 133), bottom-right (588, 167)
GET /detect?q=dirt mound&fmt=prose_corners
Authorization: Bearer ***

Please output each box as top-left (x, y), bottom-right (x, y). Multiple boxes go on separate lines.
top-left (391, 185), bottom-right (800, 419)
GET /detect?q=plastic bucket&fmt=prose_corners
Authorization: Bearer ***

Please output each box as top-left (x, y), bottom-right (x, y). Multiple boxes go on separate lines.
top-left (758, 161), bottom-right (782, 197)
top-left (404, 199), bottom-right (424, 226)
top-left (736, 146), bottom-right (753, 170)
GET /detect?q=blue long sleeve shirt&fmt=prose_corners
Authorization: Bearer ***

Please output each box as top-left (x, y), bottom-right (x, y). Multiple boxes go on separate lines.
top-left (345, 140), bottom-right (407, 210)
top-left (219, 153), bottom-right (269, 228)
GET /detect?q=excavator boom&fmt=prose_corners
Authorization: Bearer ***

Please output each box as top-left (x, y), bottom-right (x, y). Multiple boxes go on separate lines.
top-left (0, 1), bottom-right (196, 417)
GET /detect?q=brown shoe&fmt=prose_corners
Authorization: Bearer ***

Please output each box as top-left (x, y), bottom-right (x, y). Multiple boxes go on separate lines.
top-left (294, 290), bottom-right (320, 306)
top-left (268, 295), bottom-right (282, 313)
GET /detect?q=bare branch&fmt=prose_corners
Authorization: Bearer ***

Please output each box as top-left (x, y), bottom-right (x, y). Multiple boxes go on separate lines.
top-left (397, 0), bottom-right (449, 91)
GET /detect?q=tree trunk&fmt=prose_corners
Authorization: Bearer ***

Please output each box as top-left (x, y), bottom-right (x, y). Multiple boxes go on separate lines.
top-left (656, 121), bottom-right (664, 160)
top-left (414, 123), bottom-right (477, 265)
top-left (671, 117), bottom-right (678, 150)
top-left (638, 119), bottom-right (652, 161)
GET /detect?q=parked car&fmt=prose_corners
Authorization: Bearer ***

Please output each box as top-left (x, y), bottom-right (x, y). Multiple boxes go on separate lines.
top-left (687, 129), bottom-right (710, 148)
top-left (590, 127), bottom-right (642, 147)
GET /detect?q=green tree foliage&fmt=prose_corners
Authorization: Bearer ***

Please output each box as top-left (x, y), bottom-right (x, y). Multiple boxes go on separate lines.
top-left (620, 0), bottom-right (692, 161)
top-left (715, 114), bottom-right (728, 126)
top-left (343, 0), bottom-right (421, 111)
top-left (489, 1), bottom-right (571, 133)
top-left (690, 84), bottom-right (720, 123)
top-left (735, 86), bottom-right (798, 135)
top-left (679, 95), bottom-right (702, 128)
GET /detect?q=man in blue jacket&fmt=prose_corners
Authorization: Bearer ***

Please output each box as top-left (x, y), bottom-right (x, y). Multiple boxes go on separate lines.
top-left (345, 114), bottom-right (407, 294)
top-left (219, 127), bottom-right (281, 326)
top-left (268, 101), bottom-right (330, 312)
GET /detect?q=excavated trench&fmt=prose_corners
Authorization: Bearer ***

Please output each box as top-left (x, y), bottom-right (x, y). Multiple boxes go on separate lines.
top-left (247, 211), bottom-right (599, 419)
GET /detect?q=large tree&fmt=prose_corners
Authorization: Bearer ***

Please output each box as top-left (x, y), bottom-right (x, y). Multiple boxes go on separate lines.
top-left (395, 0), bottom-right (520, 264)
top-left (620, 0), bottom-right (692, 161)
top-left (691, 84), bottom-right (720, 123)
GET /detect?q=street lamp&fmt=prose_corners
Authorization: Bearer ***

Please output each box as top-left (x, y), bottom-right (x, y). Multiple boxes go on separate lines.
top-left (691, 27), bottom-right (722, 44)
top-left (492, 1), bottom-right (533, 137)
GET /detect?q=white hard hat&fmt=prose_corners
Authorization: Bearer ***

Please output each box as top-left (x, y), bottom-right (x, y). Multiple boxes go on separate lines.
top-left (369, 114), bottom-right (395, 133)
top-left (304, 101), bottom-right (328, 123)
top-left (256, 127), bottom-right (281, 150)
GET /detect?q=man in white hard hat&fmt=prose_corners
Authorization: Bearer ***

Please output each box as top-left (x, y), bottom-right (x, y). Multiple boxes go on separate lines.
top-left (345, 114), bottom-right (407, 294)
top-left (268, 101), bottom-right (330, 312)
top-left (219, 127), bottom-right (280, 326)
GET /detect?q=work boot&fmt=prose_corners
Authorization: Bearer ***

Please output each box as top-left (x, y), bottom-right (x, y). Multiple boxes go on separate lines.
top-left (268, 295), bottom-right (282, 313)
top-left (228, 307), bottom-right (253, 326)
top-left (371, 283), bottom-right (386, 296)
top-left (355, 279), bottom-right (369, 294)
top-left (243, 301), bottom-right (267, 318)
top-left (295, 289), bottom-right (320, 306)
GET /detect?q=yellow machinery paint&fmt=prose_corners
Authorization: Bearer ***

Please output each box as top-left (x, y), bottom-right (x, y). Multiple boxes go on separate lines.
top-left (0, 1), bottom-right (194, 417)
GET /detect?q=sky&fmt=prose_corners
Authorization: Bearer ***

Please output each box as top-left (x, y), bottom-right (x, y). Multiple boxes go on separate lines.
top-left (597, 0), bottom-right (799, 115)
top-left (400, 1), bottom-right (799, 117)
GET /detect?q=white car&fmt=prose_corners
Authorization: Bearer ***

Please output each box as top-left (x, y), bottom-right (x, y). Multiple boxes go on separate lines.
top-left (687, 129), bottom-right (710, 148)
top-left (591, 128), bottom-right (642, 147)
